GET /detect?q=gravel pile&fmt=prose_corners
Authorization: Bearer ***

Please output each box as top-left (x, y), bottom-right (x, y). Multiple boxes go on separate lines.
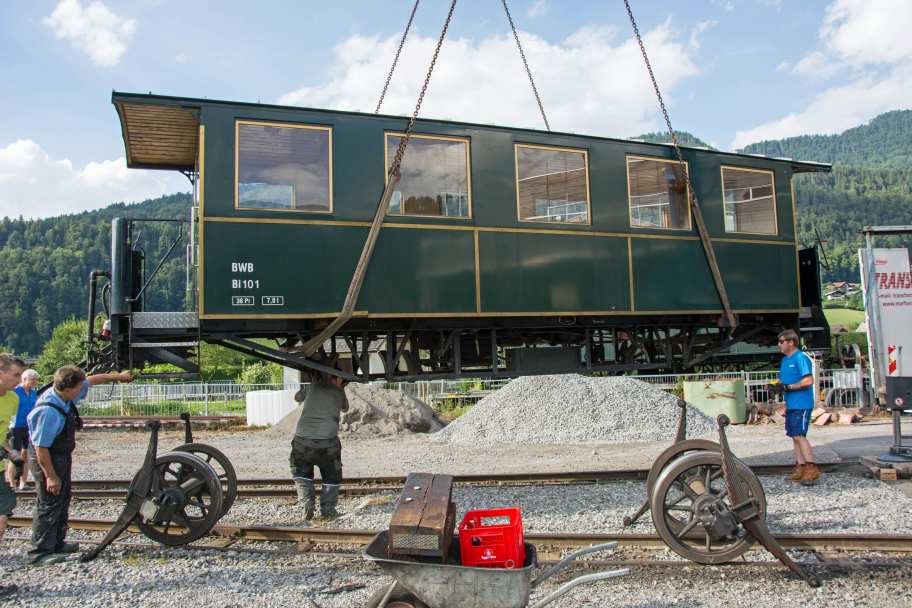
top-left (267, 383), bottom-right (444, 438)
top-left (432, 375), bottom-right (715, 445)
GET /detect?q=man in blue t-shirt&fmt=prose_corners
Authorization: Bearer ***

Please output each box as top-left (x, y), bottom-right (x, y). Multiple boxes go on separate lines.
top-left (767, 329), bottom-right (820, 485)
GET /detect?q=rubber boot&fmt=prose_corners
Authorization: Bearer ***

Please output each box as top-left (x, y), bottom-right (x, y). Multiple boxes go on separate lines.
top-left (320, 484), bottom-right (341, 519)
top-left (294, 478), bottom-right (316, 520)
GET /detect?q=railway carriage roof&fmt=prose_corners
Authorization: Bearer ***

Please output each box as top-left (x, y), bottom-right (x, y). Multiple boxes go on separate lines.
top-left (112, 91), bottom-right (832, 174)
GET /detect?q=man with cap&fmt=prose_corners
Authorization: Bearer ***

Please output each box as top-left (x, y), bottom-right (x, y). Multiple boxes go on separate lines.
top-left (27, 365), bottom-right (134, 564)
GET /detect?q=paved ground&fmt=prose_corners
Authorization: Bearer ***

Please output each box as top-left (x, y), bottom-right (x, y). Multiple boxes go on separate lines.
top-left (66, 418), bottom-right (905, 481)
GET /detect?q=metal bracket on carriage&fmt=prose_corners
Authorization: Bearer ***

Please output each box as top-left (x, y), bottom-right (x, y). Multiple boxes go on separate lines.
top-left (82, 420), bottom-right (162, 562)
top-left (716, 414), bottom-right (821, 587)
top-left (81, 415), bottom-right (239, 561)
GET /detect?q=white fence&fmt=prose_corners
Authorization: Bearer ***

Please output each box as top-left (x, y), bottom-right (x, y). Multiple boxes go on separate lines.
top-left (80, 367), bottom-right (871, 418)
top-left (81, 382), bottom-right (303, 417)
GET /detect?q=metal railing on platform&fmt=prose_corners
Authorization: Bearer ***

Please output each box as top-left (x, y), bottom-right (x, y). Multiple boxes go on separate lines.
top-left (80, 367), bottom-right (871, 418)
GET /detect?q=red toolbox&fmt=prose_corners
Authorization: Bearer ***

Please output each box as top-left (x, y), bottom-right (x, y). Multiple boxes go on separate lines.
top-left (458, 507), bottom-right (525, 569)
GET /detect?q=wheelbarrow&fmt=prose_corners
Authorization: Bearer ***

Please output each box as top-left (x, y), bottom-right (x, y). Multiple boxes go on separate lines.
top-left (364, 531), bottom-right (628, 608)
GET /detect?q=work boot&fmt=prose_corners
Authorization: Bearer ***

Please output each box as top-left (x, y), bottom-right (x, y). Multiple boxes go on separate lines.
top-left (294, 478), bottom-right (316, 520)
top-left (55, 542), bottom-right (79, 554)
top-left (787, 464), bottom-right (805, 482)
top-left (320, 483), bottom-right (341, 519)
top-left (801, 463), bottom-right (821, 485)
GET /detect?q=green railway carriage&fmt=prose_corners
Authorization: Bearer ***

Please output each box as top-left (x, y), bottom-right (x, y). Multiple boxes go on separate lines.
top-left (97, 92), bottom-right (831, 380)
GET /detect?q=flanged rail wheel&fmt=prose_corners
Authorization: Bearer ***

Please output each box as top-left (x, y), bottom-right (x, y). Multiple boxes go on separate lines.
top-left (131, 451), bottom-right (224, 546)
top-left (173, 443), bottom-right (238, 516)
top-left (650, 450), bottom-right (766, 564)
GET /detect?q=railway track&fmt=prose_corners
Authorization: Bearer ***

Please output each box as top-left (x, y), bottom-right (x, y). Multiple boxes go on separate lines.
top-left (18, 462), bottom-right (848, 500)
top-left (7, 516), bottom-right (910, 555)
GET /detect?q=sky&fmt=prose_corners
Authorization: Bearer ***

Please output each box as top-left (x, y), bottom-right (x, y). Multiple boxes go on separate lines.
top-left (1, 0), bottom-right (910, 219)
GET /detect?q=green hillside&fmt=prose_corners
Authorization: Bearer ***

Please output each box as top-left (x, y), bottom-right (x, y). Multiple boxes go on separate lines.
top-left (740, 110), bottom-right (912, 169)
top-left (632, 131), bottom-right (714, 149)
top-left (0, 193), bottom-right (191, 354)
top-left (742, 111), bottom-right (912, 281)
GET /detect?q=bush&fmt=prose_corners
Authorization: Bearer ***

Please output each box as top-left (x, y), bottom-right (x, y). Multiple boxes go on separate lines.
top-left (235, 361), bottom-right (284, 385)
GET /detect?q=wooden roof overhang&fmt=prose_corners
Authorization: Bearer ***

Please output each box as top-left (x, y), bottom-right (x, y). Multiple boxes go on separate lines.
top-left (113, 92), bottom-right (200, 171)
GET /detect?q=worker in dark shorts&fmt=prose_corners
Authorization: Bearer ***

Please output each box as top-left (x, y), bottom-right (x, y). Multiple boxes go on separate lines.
top-left (768, 329), bottom-right (820, 485)
top-left (290, 357), bottom-right (350, 521)
top-left (11, 369), bottom-right (39, 490)
top-left (27, 365), bottom-right (134, 565)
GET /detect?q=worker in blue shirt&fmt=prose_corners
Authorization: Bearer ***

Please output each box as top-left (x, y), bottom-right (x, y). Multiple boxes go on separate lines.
top-left (767, 329), bottom-right (820, 485)
top-left (27, 365), bottom-right (133, 564)
top-left (11, 369), bottom-right (39, 490)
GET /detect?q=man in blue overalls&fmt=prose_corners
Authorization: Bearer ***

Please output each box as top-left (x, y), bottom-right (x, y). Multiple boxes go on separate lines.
top-left (768, 329), bottom-right (820, 485)
top-left (27, 365), bottom-right (133, 564)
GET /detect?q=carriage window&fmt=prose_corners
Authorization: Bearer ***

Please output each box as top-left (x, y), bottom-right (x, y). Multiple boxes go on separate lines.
top-left (627, 157), bottom-right (691, 230)
top-left (516, 145), bottom-right (589, 224)
top-left (722, 167), bottom-right (777, 235)
top-left (236, 121), bottom-right (332, 212)
top-left (385, 133), bottom-right (470, 218)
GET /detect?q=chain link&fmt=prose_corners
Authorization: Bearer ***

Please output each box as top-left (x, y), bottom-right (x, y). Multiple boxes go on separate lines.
top-left (389, 0), bottom-right (457, 178)
top-left (623, 0), bottom-right (693, 198)
top-left (501, 0), bottom-right (550, 131)
top-left (375, 0), bottom-right (421, 115)
top-left (623, 0), bottom-right (736, 328)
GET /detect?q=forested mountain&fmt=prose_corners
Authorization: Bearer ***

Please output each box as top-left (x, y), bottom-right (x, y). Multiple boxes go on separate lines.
top-left (742, 110), bottom-right (912, 280)
top-left (632, 131), bottom-right (714, 149)
top-left (739, 110), bottom-right (912, 168)
top-left (2, 111), bottom-right (910, 355)
top-left (0, 193), bottom-right (191, 354)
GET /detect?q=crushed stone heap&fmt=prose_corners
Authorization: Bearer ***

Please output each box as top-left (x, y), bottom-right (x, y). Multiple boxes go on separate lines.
top-left (431, 374), bottom-right (715, 445)
top-left (268, 383), bottom-right (445, 438)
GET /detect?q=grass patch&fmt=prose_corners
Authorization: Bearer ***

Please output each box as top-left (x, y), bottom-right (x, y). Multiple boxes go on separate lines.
top-left (824, 308), bottom-right (865, 331)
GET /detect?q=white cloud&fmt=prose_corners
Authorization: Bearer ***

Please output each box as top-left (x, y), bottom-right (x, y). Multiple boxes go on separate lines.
top-left (689, 20), bottom-right (717, 50)
top-left (527, 0), bottom-right (548, 18)
top-left (791, 50), bottom-right (841, 79)
top-left (43, 0), bottom-right (136, 67)
top-left (0, 139), bottom-right (187, 219)
top-left (732, 0), bottom-right (912, 148)
top-left (278, 20), bottom-right (701, 138)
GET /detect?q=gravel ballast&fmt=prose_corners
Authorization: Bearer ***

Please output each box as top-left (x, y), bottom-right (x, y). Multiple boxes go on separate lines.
top-left (432, 375), bottom-right (716, 445)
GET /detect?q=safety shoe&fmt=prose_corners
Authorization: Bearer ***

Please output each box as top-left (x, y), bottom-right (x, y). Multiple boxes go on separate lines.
top-left (787, 465), bottom-right (805, 482)
top-left (320, 508), bottom-right (341, 521)
top-left (30, 552), bottom-right (66, 566)
top-left (801, 464), bottom-right (821, 485)
top-left (55, 542), bottom-right (80, 554)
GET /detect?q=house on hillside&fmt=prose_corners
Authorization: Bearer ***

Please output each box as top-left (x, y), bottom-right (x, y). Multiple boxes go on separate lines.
top-left (825, 281), bottom-right (860, 300)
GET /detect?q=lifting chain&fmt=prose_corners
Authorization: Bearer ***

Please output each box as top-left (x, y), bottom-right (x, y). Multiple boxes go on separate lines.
top-left (375, 0), bottom-right (421, 115)
top-left (623, 0), bottom-right (737, 330)
top-left (388, 0), bottom-right (457, 179)
top-left (501, 0), bottom-right (550, 131)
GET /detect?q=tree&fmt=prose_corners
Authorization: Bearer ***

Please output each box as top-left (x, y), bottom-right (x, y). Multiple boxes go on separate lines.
top-left (36, 318), bottom-right (88, 376)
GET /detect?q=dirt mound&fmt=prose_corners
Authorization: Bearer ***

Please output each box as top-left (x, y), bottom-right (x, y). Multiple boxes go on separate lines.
top-left (267, 383), bottom-right (445, 438)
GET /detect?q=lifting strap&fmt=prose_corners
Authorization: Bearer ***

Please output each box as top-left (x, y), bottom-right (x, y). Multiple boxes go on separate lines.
top-left (299, 0), bottom-right (459, 357)
top-left (623, 0), bottom-right (737, 330)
